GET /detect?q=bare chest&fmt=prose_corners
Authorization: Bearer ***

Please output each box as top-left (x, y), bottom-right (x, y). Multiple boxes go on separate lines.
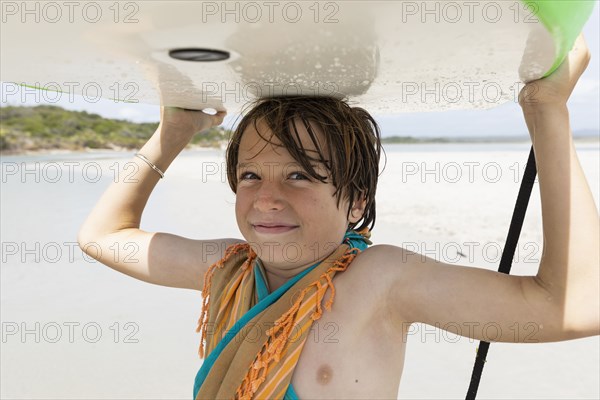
top-left (289, 269), bottom-right (409, 399)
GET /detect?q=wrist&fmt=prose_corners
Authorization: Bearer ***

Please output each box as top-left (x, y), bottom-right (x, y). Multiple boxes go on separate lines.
top-left (156, 123), bottom-right (194, 148)
top-left (521, 102), bottom-right (569, 119)
top-left (137, 128), bottom-right (187, 173)
top-left (521, 104), bottom-right (571, 141)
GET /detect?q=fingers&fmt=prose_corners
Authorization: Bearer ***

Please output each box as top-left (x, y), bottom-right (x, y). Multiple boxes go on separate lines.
top-left (158, 105), bottom-right (226, 128)
top-left (201, 109), bottom-right (227, 129)
top-left (573, 34), bottom-right (588, 52)
top-left (573, 34), bottom-right (591, 68)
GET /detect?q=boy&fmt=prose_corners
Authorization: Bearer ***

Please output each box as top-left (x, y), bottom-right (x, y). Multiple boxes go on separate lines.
top-left (78, 36), bottom-right (598, 399)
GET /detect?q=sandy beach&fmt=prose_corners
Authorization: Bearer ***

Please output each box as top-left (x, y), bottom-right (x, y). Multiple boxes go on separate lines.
top-left (1, 142), bottom-right (598, 399)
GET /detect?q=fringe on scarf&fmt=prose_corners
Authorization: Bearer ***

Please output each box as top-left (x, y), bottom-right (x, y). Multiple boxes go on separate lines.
top-left (235, 247), bottom-right (360, 399)
top-left (196, 243), bottom-right (255, 359)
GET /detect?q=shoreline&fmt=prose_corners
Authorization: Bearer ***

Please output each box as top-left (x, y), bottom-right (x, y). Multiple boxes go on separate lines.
top-left (2, 136), bottom-right (598, 157)
top-left (0, 143), bottom-right (226, 157)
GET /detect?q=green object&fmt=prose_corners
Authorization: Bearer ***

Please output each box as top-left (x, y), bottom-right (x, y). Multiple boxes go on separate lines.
top-left (19, 83), bottom-right (66, 94)
top-left (525, 0), bottom-right (595, 77)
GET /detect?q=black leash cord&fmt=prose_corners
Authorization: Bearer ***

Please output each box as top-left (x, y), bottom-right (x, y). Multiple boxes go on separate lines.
top-left (466, 145), bottom-right (538, 399)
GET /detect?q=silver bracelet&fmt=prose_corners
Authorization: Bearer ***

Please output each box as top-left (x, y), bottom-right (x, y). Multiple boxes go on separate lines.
top-left (134, 153), bottom-right (165, 179)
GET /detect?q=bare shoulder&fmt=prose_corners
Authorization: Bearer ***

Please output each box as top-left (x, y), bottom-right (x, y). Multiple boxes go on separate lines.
top-left (344, 244), bottom-right (414, 284)
top-left (350, 244), bottom-right (424, 278)
top-left (337, 244), bottom-right (420, 316)
top-left (355, 244), bottom-right (417, 263)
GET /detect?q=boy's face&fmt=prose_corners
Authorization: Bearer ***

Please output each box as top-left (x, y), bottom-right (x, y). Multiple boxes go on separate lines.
top-left (235, 119), bottom-right (363, 271)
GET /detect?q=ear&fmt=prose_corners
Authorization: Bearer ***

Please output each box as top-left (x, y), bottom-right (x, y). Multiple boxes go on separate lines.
top-left (349, 197), bottom-right (367, 224)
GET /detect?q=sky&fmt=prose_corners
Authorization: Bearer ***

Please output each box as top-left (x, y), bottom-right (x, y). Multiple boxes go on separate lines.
top-left (1, 3), bottom-right (598, 138)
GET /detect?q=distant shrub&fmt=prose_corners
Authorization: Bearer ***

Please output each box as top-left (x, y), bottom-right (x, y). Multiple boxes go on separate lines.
top-left (0, 105), bottom-right (231, 153)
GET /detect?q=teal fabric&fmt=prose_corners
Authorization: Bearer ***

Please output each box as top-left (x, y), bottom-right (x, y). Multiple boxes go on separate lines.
top-left (255, 263), bottom-right (301, 400)
top-left (193, 230), bottom-right (370, 399)
top-left (254, 259), bottom-right (271, 301)
top-left (192, 263), bottom-right (317, 399)
top-left (284, 382), bottom-right (300, 400)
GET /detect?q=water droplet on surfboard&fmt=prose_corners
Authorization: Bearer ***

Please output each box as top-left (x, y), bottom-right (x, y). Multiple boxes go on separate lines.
top-left (0, 1), bottom-right (593, 113)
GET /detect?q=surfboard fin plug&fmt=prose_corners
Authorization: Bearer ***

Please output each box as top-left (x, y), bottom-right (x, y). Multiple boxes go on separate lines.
top-left (169, 48), bottom-right (230, 62)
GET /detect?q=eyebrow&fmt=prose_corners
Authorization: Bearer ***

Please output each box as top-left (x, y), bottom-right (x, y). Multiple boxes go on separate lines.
top-left (236, 162), bottom-right (327, 170)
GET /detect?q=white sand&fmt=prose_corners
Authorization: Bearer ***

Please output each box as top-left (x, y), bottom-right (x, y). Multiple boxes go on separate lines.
top-left (1, 142), bottom-right (598, 399)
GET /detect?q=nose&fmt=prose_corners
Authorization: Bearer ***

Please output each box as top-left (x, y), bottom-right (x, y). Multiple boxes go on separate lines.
top-left (253, 181), bottom-right (285, 212)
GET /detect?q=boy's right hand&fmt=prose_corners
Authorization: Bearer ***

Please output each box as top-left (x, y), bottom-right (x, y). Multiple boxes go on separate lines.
top-left (158, 106), bottom-right (227, 144)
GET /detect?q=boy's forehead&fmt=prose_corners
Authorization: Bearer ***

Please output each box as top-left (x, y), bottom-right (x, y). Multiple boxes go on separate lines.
top-left (238, 118), bottom-right (325, 159)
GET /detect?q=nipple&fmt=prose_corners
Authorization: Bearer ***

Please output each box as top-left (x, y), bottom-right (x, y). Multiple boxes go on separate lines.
top-left (316, 364), bottom-right (333, 385)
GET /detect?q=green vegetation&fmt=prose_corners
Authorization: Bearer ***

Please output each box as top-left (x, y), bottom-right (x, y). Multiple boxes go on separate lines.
top-left (0, 105), bottom-right (231, 153)
top-left (5, 105), bottom-right (592, 154)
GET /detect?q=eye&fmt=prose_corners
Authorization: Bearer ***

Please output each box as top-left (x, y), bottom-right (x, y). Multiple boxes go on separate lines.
top-left (239, 171), bottom-right (259, 181)
top-left (288, 171), bottom-right (310, 181)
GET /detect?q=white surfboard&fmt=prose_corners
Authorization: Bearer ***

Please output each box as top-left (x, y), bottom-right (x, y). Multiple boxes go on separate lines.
top-left (0, 1), bottom-right (594, 114)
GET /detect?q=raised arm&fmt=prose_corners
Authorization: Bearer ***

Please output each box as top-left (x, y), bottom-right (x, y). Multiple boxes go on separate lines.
top-left (77, 107), bottom-right (241, 290)
top-left (379, 35), bottom-right (599, 343)
top-left (516, 35), bottom-right (598, 337)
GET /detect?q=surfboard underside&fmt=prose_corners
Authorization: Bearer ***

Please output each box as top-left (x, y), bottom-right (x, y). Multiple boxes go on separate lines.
top-left (0, 1), bottom-right (594, 114)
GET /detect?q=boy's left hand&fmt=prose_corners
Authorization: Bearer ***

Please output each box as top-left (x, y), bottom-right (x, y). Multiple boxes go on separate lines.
top-left (519, 34), bottom-right (591, 110)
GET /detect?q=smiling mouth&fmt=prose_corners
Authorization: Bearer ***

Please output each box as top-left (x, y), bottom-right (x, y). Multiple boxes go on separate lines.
top-left (252, 224), bottom-right (299, 234)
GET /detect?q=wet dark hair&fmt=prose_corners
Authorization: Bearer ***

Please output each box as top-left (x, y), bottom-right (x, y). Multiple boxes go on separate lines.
top-left (226, 96), bottom-right (383, 232)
